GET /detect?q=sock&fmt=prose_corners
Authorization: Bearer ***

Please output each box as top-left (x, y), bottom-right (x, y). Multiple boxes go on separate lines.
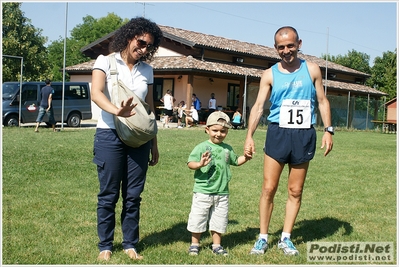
top-left (259, 233), bottom-right (268, 242)
top-left (281, 232), bottom-right (291, 241)
top-left (191, 242), bottom-right (200, 247)
top-left (212, 244), bottom-right (221, 249)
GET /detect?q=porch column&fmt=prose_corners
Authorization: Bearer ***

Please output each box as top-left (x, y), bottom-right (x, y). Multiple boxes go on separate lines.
top-left (186, 75), bottom-right (194, 110)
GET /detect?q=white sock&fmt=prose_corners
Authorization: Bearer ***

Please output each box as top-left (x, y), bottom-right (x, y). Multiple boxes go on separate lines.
top-left (212, 244), bottom-right (221, 249)
top-left (259, 233), bottom-right (268, 242)
top-left (281, 232), bottom-right (291, 241)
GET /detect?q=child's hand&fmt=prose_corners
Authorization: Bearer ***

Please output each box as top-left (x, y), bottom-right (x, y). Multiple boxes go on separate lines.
top-left (199, 151), bottom-right (211, 167)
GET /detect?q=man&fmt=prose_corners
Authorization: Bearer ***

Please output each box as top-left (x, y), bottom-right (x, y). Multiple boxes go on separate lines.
top-left (160, 89), bottom-right (174, 128)
top-left (192, 93), bottom-right (201, 111)
top-left (35, 79), bottom-right (57, 132)
top-left (244, 26), bottom-right (333, 256)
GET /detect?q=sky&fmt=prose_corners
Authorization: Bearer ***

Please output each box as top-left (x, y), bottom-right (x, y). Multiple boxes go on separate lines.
top-left (19, 1), bottom-right (397, 65)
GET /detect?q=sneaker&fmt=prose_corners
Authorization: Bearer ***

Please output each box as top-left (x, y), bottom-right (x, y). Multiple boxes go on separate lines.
top-left (212, 246), bottom-right (228, 256)
top-left (278, 237), bottom-right (299, 255)
top-left (188, 245), bottom-right (199, 256)
top-left (97, 250), bottom-right (112, 261)
top-left (178, 126), bottom-right (183, 129)
top-left (124, 248), bottom-right (143, 260)
top-left (250, 238), bottom-right (268, 254)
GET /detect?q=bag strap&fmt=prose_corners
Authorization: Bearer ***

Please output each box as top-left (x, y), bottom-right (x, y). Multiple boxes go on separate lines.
top-left (109, 53), bottom-right (119, 105)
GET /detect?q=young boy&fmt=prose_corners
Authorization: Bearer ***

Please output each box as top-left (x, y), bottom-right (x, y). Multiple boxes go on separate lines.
top-left (186, 111), bottom-right (250, 256)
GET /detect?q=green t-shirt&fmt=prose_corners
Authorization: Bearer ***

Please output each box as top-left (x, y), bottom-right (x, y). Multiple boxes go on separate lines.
top-left (187, 140), bottom-right (239, 195)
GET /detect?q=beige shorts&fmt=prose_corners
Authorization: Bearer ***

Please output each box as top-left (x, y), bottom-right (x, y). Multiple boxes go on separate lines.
top-left (187, 193), bottom-right (229, 234)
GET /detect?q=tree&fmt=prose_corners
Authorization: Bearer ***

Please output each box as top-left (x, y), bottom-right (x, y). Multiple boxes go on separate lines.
top-left (322, 49), bottom-right (371, 74)
top-left (366, 50), bottom-right (397, 100)
top-left (46, 13), bottom-right (126, 81)
top-left (70, 13), bottom-right (126, 43)
top-left (2, 2), bottom-right (50, 81)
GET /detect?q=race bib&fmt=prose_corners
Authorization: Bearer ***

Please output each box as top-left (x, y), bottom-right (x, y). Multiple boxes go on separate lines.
top-left (279, 99), bottom-right (311, 128)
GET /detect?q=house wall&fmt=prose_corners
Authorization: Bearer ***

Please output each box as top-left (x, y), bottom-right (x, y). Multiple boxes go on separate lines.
top-left (69, 74), bottom-right (101, 120)
top-left (156, 47), bottom-right (182, 57)
top-left (387, 101), bottom-right (397, 121)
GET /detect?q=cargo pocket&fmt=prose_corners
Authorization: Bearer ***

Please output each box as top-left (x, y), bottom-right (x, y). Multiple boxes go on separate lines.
top-left (93, 156), bottom-right (105, 169)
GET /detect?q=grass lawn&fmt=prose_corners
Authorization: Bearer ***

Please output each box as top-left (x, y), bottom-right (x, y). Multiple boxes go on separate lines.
top-left (2, 125), bottom-right (397, 265)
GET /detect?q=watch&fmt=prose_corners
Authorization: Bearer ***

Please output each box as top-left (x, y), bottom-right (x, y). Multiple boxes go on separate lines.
top-left (324, 126), bottom-right (334, 135)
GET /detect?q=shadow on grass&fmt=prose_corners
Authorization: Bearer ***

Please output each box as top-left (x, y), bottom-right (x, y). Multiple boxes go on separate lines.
top-left (137, 220), bottom-right (243, 250)
top-left (268, 216), bottom-right (353, 247)
top-left (121, 216), bottom-right (351, 251)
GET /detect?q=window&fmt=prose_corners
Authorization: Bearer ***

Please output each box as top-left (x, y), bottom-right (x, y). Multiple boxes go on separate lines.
top-left (21, 85), bottom-right (38, 102)
top-left (51, 84), bottom-right (89, 100)
top-left (227, 83), bottom-right (240, 109)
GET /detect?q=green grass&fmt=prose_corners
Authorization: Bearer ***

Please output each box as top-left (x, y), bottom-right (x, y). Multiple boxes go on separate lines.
top-left (2, 125), bottom-right (397, 264)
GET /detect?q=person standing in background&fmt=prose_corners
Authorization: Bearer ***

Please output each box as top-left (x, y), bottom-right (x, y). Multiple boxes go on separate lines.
top-left (161, 89), bottom-right (174, 128)
top-left (34, 79), bottom-right (56, 132)
top-left (208, 93), bottom-right (217, 113)
top-left (192, 93), bottom-right (201, 111)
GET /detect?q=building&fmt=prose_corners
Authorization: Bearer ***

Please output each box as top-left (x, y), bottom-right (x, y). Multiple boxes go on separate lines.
top-left (65, 24), bottom-right (388, 128)
top-left (386, 97), bottom-right (397, 122)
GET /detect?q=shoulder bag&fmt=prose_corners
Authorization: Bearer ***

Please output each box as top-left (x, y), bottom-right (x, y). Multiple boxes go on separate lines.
top-left (109, 53), bottom-right (158, 147)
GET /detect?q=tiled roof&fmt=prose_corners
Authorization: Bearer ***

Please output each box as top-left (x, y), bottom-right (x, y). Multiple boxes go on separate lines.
top-left (149, 56), bottom-right (265, 77)
top-left (65, 56), bottom-right (265, 77)
top-left (158, 25), bottom-right (369, 77)
top-left (68, 24), bottom-right (385, 96)
top-left (66, 56), bottom-right (386, 96)
top-left (325, 79), bottom-right (387, 95)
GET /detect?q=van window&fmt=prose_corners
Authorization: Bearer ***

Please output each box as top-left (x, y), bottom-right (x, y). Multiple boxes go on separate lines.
top-left (2, 83), bottom-right (19, 100)
top-left (22, 85), bottom-right (38, 102)
top-left (52, 84), bottom-right (89, 100)
top-left (68, 85), bottom-right (88, 99)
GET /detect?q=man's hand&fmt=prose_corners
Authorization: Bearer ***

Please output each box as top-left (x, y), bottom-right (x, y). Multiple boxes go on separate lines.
top-left (321, 132), bottom-right (333, 156)
top-left (244, 137), bottom-right (255, 159)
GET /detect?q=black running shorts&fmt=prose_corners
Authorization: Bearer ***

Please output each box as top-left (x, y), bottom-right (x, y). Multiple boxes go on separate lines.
top-left (264, 123), bottom-right (316, 165)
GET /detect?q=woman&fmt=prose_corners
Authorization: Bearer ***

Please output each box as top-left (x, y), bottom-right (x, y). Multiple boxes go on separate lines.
top-left (91, 17), bottom-right (163, 261)
top-left (232, 107), bottom-right (243, 129)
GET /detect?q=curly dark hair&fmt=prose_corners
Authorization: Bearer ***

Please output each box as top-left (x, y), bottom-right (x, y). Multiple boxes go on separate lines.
top-left (109, 17), bottom-right (163, 61)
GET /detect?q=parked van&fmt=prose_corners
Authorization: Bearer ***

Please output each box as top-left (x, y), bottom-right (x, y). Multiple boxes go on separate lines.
top-left (2, 81), bottom-right (92, 127)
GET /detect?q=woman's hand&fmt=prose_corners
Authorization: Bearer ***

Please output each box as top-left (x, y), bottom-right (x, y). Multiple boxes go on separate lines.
top-left (116, 96), bottom-right (137, 117)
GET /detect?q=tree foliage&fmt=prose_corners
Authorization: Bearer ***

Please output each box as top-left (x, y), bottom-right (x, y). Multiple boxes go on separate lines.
top-left (47, 13), bottom-right (126, 81)
top-left (2, 2), bottom-right (50, 81)
top-left (323, 49), bottom-right (371, 74)
top-left (366, 50), bottom-right (397, 100)
top-left (323, 48), bottom-right (397, 100)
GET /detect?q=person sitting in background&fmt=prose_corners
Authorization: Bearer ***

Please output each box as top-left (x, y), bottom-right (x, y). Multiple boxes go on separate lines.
top-left (231, 108), bottom-right (243, 129)
top-left (185, 104), bottom-right (199, 128)
top-left (176, 100), bottom-right (186, 128)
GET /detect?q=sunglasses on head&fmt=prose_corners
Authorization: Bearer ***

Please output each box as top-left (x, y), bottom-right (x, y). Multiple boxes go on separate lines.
top-left (135, 37), bottom-right (155, 52)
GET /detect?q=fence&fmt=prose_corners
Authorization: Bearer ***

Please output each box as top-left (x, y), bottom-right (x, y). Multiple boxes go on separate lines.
top-left (318, 95), bottom-right (386, 130)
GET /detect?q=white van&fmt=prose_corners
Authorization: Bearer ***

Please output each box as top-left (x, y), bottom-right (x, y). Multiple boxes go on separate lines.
top-left (2, 81), bottom-right (92, 127)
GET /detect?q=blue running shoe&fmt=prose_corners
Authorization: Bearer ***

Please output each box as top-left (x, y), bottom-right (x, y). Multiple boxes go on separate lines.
top-left (278, 237), bottom-right (299, 255)
top-left (250, 238), bottom-right (268, 254)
